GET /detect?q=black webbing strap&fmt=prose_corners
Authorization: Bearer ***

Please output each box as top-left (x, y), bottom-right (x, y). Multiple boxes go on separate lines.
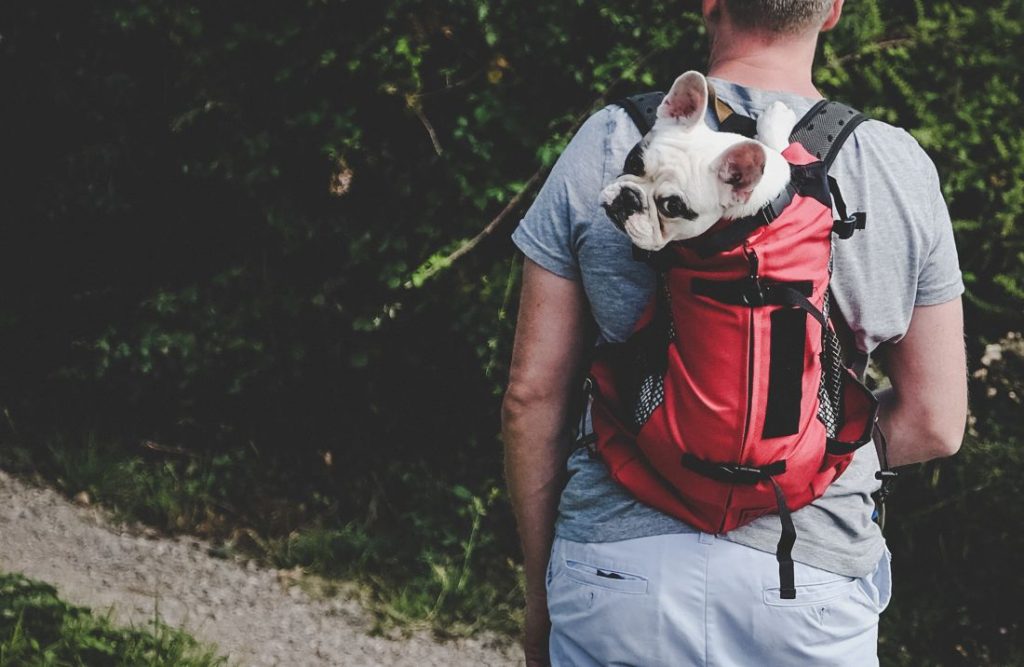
top-left (825, 438), bottom-right (860, 455)
top-left (692, 279), bottom-right (824, 328)
top-left (763, 284), bottom-right (828, 329)
top-left (790, 100), bottom-right (868, 169)
top-left (829, 175), bottom-right (867, 239)
top-left (686, 182), bottom-right (798, 259)
top-left (770, 478), bottom-right (797, 599)
top-left (680, 454), bottom-right (786, 484)
top-left (692, 277), bottom-right (812, 308)
top-left (681, 453), bottom-right (796, 599)
top-left (871, 421), bottom-right (898, 531)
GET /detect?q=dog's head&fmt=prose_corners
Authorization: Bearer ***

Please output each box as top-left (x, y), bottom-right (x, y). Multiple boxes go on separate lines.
top-left (601, 71), bottom-right (784, 251)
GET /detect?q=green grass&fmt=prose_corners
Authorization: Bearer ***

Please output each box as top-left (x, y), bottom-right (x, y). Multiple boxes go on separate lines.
top-left (0, 436), bottom-right (524, 639)
top-left (0, 572), bottom-right (228, 666)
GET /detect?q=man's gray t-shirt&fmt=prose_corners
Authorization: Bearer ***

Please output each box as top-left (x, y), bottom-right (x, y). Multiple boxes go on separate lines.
top-left (510, 77), bottom-right (964, 578)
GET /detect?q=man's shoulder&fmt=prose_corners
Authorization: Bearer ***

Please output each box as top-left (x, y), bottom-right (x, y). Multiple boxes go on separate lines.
top-left (578, 103), bottom-right (646, 150)
top-left (836, 115), bottom-right (939, 179)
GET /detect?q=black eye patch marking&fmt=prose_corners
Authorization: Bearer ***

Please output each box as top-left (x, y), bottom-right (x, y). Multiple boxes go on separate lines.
top-left (656, 195), bottom-right (697, 220)
top-left (622, 141), bottom-right (646, 176)
top-left (602, 185), bottom-right (645, 230)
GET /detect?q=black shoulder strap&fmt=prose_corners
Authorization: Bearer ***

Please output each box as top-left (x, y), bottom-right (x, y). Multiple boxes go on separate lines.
top-left (789, 100), bottom-right (868, 169)
top-left (614, 85), bottom-right (751, 137)
top-left (615, 91), bottom-right (666, 136)
top-left (614, 91), bottom-right (869, 169)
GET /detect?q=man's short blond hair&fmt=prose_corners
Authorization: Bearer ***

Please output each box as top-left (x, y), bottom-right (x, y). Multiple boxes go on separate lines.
top-left (723, 0), bottom-right (835, 34)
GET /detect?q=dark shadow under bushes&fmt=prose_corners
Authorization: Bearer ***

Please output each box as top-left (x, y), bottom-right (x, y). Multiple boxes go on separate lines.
top-left (0, 0), bottom-right (1022, 662)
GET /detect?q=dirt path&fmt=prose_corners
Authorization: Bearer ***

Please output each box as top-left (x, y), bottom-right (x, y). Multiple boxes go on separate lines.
top-left (0, 470), bottom-right (520, 666)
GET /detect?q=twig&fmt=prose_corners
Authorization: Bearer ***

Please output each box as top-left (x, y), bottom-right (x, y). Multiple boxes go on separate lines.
top-left (410, 97), bottom-right (444, 156)
top-left (140, 440), bottom-right (197, 458)
top-left (405, 45), bottom-right (667, 287)
top-left (414, 66), bottom-right (488, 99)
top-left (405, 168), bottom-right (544, 287)
top-left (832, 37), bottom-right (914, 66)
top-left (3, 407), bottom-right (17, 437)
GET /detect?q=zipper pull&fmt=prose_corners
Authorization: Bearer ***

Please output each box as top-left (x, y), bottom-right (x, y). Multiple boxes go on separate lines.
top-left (741, 246), bottom-right (765, 306)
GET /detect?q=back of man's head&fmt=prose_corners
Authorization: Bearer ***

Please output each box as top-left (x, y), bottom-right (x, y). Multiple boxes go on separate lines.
top-left (721, 0), bottom-right (835, 35)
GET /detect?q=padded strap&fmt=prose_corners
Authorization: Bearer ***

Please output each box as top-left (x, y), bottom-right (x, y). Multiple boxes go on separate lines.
top-left (790, 100), bottom-right (868, 169)
top-left (614, 83), bottom-right (737, 137)
top-left (615, 91), bottom-right (666, 136)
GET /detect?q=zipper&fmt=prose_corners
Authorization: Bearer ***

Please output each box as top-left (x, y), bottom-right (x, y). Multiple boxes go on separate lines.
top-left (717, 244), bottom-right (760, 534)
top-left (739, 244), bottom-right (759, 454)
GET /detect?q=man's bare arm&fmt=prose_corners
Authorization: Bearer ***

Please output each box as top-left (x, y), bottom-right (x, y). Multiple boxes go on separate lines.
top-left (502, 258), bottom-right (593, 665)
top-left (876, 297), bottom-right (968, 467)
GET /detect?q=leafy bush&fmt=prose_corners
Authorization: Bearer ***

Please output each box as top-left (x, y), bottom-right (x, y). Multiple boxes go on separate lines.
top-left (0, 0), bottom-right (1021, 661)
top-left (0, 572), bottom-right (226, 666)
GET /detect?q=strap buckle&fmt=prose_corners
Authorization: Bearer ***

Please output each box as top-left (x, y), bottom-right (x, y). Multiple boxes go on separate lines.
top-left (759, 202), bottom-right (780, 226)
top-left (833, 211), bottom-right (866, 239)
top-left (713, 464), bottom-right (765, 485)
top-left (739, 277), bottom-right (766, 307)
top-left (873, 469), bottom-right (898, 502)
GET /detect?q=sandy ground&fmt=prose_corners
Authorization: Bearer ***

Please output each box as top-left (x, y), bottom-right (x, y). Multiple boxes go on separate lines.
top-left (0, 469), bottom-right (521, 666)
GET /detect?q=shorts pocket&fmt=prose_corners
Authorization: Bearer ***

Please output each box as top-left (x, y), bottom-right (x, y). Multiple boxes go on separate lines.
top-left (763, 575), bottom-right (857, 607)
top-left (853, 546), bottom-right (893, 614)
top-left (563, 559), bottom-right (649, 594)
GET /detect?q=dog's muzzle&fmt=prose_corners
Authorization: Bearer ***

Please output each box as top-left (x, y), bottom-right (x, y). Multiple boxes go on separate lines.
top-left (602, 184), bottom-right (645, 231)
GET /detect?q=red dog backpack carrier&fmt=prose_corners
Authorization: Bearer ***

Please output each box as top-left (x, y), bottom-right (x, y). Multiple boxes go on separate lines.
top-left (579, 94), bottom-right (886, 599)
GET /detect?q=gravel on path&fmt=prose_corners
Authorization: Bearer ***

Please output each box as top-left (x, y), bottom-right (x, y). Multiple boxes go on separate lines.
top-left (0, 469), bottom-right (521, 666)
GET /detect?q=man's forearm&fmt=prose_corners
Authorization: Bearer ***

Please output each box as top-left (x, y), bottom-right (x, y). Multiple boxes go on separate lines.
top-left (871, 300), bottom-right (968, 469)
top-left (502, 391), bottom-right (575, 602)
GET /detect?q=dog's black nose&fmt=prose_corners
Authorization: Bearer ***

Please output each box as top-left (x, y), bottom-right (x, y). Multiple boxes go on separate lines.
top-left (602, 186), bottom-right (645, 231)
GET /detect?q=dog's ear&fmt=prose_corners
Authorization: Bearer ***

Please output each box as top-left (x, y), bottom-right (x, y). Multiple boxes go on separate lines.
top-left (657, 71), bottom-right (708, 129)
top-left (715, 140), bottom-right (766, 203)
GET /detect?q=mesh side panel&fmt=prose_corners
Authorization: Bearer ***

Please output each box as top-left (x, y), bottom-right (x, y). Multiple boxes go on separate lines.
top-left (630, 279), bottom-right (671, 430)
top-left (817, 293), bottom-right (844, 438)
top-left (632, 373), bottom-right (665, 428)
top-left (817, 249), bottom-right (844, 437)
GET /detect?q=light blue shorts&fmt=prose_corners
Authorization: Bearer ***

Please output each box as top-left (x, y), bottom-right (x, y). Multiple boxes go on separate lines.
top-left (546, 532), bottom-right (892, 667)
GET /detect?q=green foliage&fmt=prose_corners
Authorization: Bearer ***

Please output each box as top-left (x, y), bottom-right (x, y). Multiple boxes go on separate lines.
top-left (0, 572), bottom-right (227, 666)
top-left (0, 0), bottom-right (1022, 661)
top-left (270, 482), bottom-right (521, 637)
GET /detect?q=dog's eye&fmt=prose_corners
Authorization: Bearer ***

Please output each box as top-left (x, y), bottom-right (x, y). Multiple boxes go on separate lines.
top-left (656, 195), bottom-right (695, 219)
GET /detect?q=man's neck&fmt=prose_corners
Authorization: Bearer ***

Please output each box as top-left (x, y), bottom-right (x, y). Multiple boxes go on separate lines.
top-left (706, 33), bottom-right (821, 99)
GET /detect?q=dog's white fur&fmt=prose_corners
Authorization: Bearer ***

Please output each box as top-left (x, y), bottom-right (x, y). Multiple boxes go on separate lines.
top-left (601, 71), bottom-right (797, 251)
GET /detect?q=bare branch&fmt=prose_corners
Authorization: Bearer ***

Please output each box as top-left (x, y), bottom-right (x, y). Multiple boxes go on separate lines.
top-left (405, 45), bottom-right (667, 287)
top-left (409, 95), bottom-right (444, 156)
top-left (832, 37), bottom-right (914, 66)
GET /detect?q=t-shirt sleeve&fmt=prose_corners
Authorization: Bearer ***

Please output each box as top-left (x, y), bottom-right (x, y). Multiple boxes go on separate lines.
top-left (511, 107), bottom-right (612, 281)
top-left (915, 173), bottom-right (965, 306)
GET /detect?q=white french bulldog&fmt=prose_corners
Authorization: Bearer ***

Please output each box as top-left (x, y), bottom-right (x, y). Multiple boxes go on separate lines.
top-left (601, 71), bottom-right (797, 251)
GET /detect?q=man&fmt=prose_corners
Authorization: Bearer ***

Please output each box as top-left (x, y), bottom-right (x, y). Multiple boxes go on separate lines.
top-left (502, 0), bottom-right (967, 665)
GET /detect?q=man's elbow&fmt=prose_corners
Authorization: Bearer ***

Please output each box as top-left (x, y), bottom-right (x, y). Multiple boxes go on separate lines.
top-left (501, 381), bottom-right (554, 430)
top-left (928, 424), bottom-right (965, 459)
top-left (920, 410), bottom-right (967, 460)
